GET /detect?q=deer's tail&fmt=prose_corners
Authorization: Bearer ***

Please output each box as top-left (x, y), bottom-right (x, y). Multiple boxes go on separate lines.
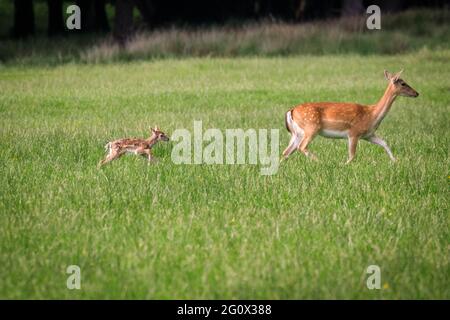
top-left (285, 109), bottom-right (304, 136)
top-left (104, 142), bottom-right (111, 153)
top-left (285, 109), bottom-right (294, 133)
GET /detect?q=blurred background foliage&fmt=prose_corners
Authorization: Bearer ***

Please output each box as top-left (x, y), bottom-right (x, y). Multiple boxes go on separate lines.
top-left (0, 0), bottom-right (448, 64)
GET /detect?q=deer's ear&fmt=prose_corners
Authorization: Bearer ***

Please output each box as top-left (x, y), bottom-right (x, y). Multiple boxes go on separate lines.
top-left (151, 127), bottom-right (156, 133)
top-left (392, 69), bottom-right (403, 81)
top-left (384, 70), bottom-right (392, 81)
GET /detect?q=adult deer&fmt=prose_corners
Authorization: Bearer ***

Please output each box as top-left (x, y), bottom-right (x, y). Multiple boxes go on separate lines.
top-left (98, 126), bottom-right (170, 167)
top-left (281, 70), bottom-right (419, 164)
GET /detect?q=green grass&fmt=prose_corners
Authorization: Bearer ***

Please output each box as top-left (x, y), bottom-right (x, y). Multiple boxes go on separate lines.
top-left (0, 51), bottom-right (449, 299)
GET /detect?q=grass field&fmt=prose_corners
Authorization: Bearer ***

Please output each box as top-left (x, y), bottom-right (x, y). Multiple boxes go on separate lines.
top-left (0, 51), bottom-right (449, 299)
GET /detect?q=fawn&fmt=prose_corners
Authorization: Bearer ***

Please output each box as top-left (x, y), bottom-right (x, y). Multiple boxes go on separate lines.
top-left (98, 126), bottom-right (170, 167)
top-left (281, 70), bottom-right (419, 164)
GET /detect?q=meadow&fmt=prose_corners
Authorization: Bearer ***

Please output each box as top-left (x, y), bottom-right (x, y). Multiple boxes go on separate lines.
top-left (0, 49), bottom-right (448, 299)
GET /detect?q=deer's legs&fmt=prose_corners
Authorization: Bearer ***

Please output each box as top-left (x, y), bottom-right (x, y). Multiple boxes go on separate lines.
top-left (298, 130), bottom-right (318, 161)
top-left (98, 149), bottom-right (123, 167)
top-left (366, 135), bottom-right (396, 162)
top-left (281, 132), bottom-right (303, 162)
top-left (139, 149), bottom-right (154, 163)
top-left (346, 136), bottom-right (359, 164)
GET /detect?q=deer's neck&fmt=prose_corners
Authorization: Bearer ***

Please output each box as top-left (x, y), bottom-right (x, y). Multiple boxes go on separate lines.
top-left (371, 85), bottom-right (397, 128)
top-left (146, 134), bottom-right (158, 148)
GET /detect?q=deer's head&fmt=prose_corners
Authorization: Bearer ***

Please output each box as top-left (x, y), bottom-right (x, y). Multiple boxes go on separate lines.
top-left (151, 126), bottom-right (170, 142)
top-left (384, 70), bottom-right (419, 98)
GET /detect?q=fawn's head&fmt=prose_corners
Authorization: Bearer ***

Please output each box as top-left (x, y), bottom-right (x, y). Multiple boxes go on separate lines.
top-left (151, 126), bottom-right (170, 142)
top-left (384, 70), bottom-right (419, 98)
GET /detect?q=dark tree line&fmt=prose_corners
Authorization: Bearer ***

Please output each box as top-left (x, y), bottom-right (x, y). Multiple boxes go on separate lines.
top-left (11, 0), bottom-right (449, 41)
top-left (13, 0), bottom-right (35, 38)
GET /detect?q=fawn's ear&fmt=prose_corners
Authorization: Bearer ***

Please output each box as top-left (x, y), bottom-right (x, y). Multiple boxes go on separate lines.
top-left (384, 70), bottom-right (393, 81)
top-left (151, 127), bottom-right (156, 133)
top-left (392, 69), bottom-right (403, 82)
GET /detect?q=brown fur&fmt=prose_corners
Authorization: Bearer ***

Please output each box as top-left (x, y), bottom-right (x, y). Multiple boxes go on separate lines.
top-left (282, 70), bottom-right (419, 163)
top-left (98, 126), bottom-right (170, 167)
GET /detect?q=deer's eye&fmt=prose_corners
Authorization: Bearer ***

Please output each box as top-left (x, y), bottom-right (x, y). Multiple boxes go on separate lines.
top-left (401, 83), bottom-right (406, 86)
